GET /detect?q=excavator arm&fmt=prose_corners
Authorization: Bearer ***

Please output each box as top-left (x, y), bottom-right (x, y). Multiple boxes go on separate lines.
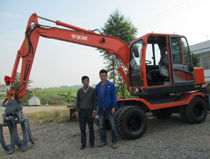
top-left (5, 13), bottom-right (130, 101)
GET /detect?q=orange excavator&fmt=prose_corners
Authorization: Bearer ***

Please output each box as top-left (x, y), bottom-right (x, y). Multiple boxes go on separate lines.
top-left (1, 13), bottom-right (209, 154)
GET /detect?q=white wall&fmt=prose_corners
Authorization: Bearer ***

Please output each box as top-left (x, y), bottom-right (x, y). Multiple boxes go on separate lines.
top-left (204, 69), bottom-right (210, 82)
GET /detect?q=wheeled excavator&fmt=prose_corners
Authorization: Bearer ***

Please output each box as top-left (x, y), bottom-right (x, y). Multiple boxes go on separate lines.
top-left (1, 13), bottom-right (209, 154)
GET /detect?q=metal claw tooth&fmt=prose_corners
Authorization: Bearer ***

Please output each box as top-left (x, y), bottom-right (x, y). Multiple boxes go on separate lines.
top-left (25, 119), bottom-right (34, 144)
top-left (0, 118), bottom-right (16, 154)
top-left (0, 124), bottom-right (9, 152)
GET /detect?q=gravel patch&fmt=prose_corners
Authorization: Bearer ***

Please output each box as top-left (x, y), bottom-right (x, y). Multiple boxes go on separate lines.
top-left (0, 112), bottom-right (210, 159)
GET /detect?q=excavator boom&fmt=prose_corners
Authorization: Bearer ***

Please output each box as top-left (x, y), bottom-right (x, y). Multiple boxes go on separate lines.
top-left (5, 13), bottom-right (129, 101)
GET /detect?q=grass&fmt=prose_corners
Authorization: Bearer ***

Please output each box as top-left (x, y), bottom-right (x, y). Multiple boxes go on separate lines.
top-left (36, 87), bottom-right (78, 97)
top-left (25, 110), bottom-right (70, 124)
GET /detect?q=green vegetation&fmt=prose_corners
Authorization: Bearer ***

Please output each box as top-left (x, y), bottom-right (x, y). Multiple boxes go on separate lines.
top-left (0, 94), bottom-right (6, 100)
top-left (33, 86), bottom-right (79, 105)
top-left (192, 53), bottom-right (200, 67)
top-left (4, 73), bottom-right (33, 105)
top-left (0, 85), bottom-right (9, 103)
top-left (0, 85), bottom-right (80, 106)
top-left (25, 110), bottom-right (69, 123)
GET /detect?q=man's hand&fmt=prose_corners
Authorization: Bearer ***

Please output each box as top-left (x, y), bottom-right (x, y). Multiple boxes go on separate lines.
top-left (111, 107), bottom-right (115, 115)
top-left (92, 112), bottom-right (96, 119)
top-left (75, 112), bottom-right (79, 120)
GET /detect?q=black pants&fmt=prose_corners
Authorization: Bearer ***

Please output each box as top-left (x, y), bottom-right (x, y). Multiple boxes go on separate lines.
top-left (79, 109), bottom-right (95, 147)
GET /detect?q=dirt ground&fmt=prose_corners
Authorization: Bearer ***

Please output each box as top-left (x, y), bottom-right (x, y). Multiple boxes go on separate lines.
top-left (22, 105), bottom-right (68, 113)
top-left (0, 109), bottom-right (210, 159)
top-left (0, 106), bottom-right (67, 123)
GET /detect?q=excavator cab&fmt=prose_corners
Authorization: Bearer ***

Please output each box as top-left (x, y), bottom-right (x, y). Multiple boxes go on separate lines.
top-left (128, 33), bottom-right (204, 96)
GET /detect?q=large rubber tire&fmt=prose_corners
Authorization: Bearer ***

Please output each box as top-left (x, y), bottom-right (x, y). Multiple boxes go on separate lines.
top-left (115, 106), bottom-right (126, 125)
top-left (152, 109), bottom-right (172, 119)
top-left (115, 107), bottom-right (124, 122)
top-left (185, 97), bottom-right (208, 124)
top-left (117, 106), bottom-right (147, 140)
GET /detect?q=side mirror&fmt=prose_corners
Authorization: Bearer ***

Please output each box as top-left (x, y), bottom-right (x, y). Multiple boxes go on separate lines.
top-left (133, 47), bottom-right (139, 58)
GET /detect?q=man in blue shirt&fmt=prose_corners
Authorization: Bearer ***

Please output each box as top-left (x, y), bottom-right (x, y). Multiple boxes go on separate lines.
top-left (96, 69), bottom-right (118, 149)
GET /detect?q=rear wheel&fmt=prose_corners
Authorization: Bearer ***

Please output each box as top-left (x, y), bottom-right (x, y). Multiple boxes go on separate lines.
top-left (117, 106), bottom-right (147, 140)
top-left (115, 106), bottom-right (127, 131)
top-left (185, 97), bottom-right (208, 124)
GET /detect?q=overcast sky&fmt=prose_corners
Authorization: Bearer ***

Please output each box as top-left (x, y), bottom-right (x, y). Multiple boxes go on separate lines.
top-left (0, 0), bottom-right (210, 88)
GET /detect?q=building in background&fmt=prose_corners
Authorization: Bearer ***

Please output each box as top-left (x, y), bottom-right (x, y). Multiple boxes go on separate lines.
top-left (28, 96), bottom-right (41, 106)
top-left (190, 40), bottom-right (210, 82)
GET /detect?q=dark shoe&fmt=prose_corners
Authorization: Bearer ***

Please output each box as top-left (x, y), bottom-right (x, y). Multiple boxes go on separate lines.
top-left (98, 142), bottom-right (108, 147)
top-left (80, 146), bottom-right (86, 150)
top-left (112, 143), bottom-right (118, 149)
top-left (90, 145), bottom-right (94, 148)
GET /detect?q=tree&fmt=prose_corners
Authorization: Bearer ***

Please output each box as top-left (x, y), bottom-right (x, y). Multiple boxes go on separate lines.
top-left (191, 53), bottom-right (200, 67)
top-left (58, 90), bottom-right (76, 104)
top-left (101, 10), bottom-right (137, 98)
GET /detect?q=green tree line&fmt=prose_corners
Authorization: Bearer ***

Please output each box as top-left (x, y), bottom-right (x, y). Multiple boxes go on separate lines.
top-left (33, 88), bottom-right (77, 105)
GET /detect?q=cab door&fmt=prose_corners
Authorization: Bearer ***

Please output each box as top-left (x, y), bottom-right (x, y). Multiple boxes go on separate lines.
top-left (169, 36), bottom-right (194, 84)
top-left (129, 40), bottom-right (143, 87)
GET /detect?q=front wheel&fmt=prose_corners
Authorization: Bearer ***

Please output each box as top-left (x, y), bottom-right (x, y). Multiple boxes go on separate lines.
top-left (117, 106), bottom-right (147, 140)
top-left (185, 97), bottom-right (208, 124)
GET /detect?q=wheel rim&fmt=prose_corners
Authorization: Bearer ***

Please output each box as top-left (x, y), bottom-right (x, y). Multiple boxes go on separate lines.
top-left (126, 114), bottom-right (142, 134)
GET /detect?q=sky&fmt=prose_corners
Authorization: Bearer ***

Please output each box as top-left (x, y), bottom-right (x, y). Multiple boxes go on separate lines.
top-left (0, 0), bottom-right (210, 88)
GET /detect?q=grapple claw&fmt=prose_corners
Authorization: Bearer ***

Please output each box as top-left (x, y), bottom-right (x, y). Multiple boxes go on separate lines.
top-left (0, 100), bottom-right (34, 154)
